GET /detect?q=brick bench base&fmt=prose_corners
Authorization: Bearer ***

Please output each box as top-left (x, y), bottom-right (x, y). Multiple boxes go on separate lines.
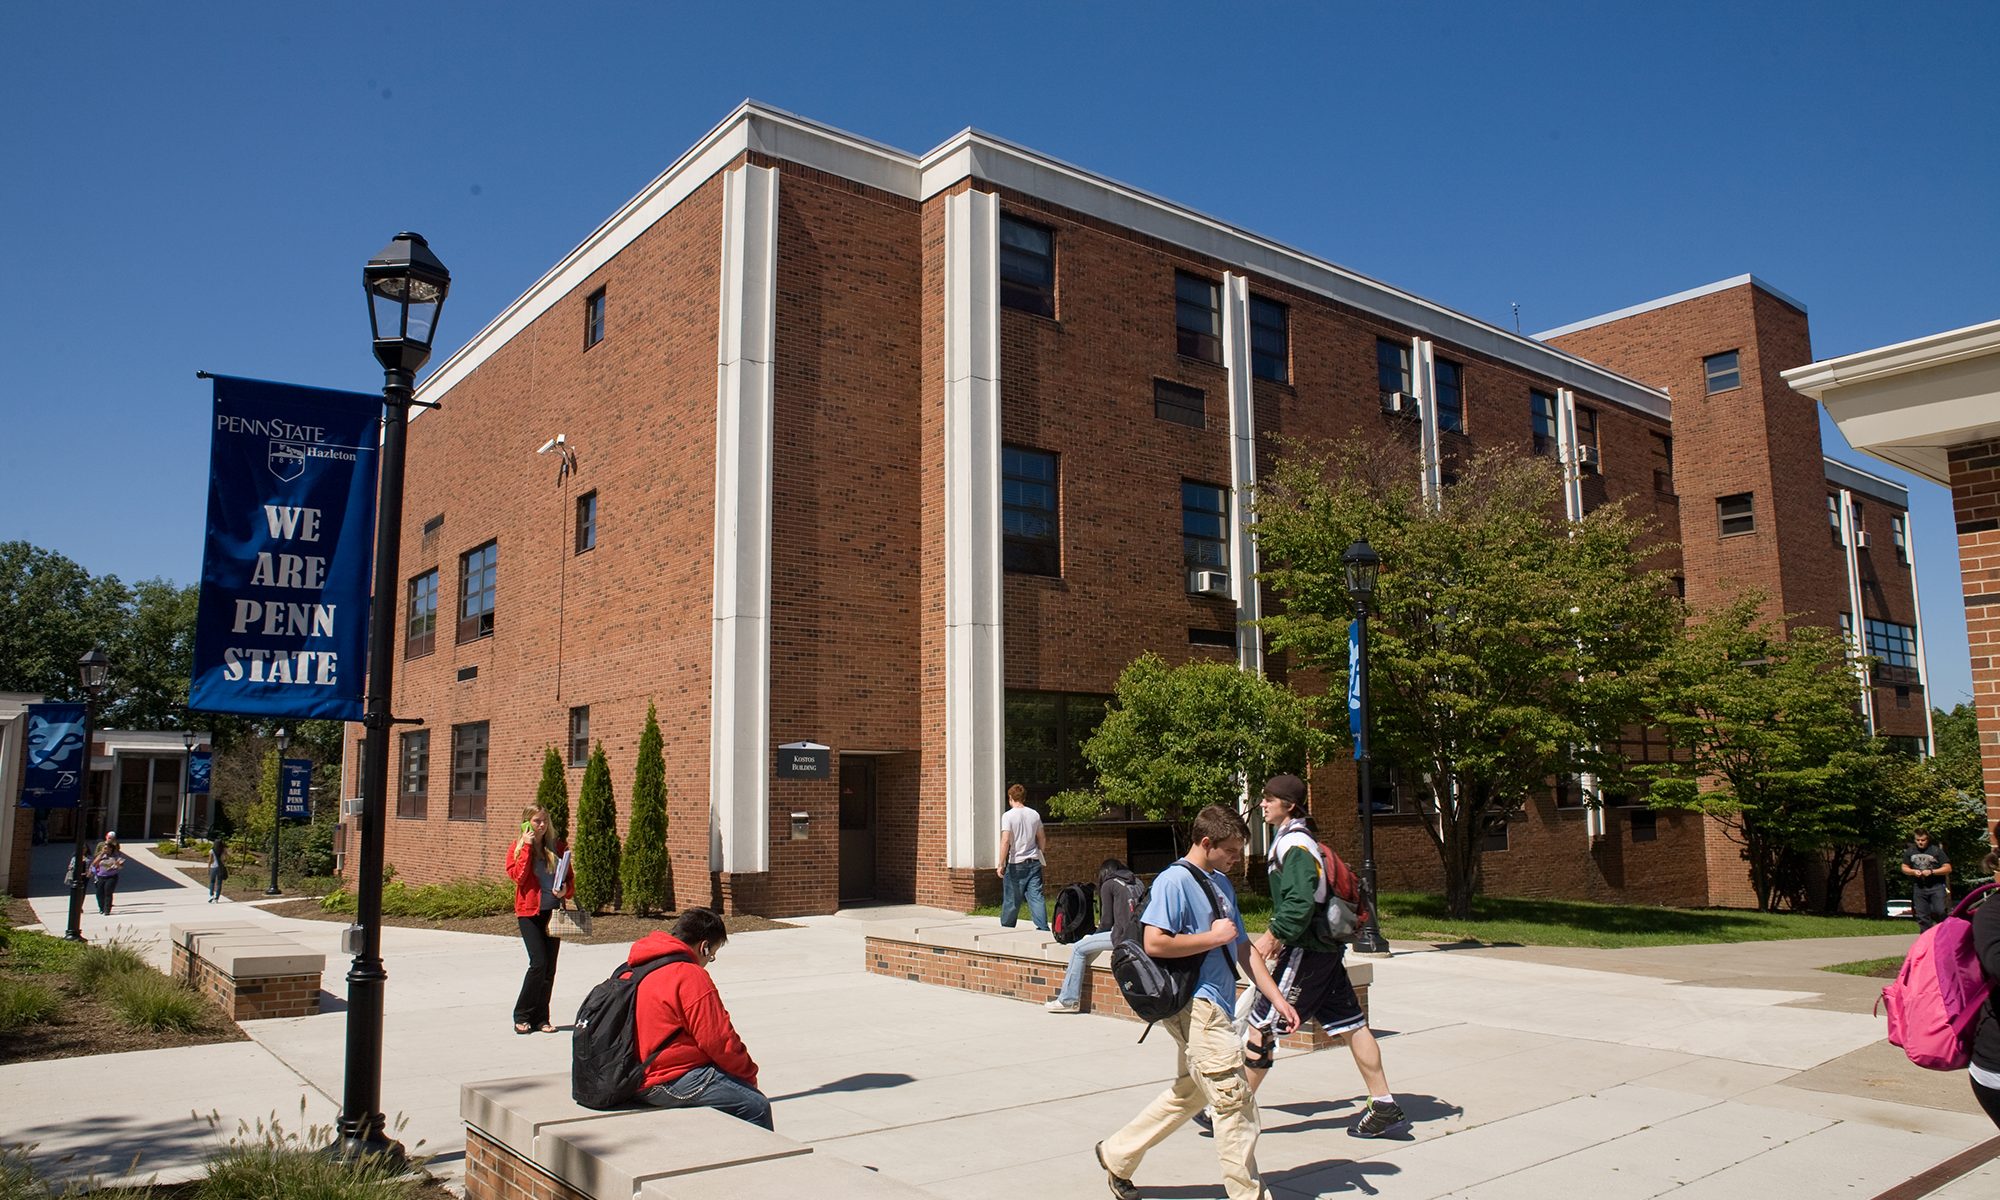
top-left (863, 935), bottom-right (1368, 1052)
top-left (169, 922), bottom-right (325, 1021)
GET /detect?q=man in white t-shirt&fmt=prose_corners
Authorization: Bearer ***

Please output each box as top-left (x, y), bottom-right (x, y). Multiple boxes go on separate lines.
top-left (997, 783), bottom-right (1049, 930)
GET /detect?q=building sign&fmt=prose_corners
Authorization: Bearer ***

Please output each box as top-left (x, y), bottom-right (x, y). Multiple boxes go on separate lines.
top-left (776, 741), bottom-right (831, 780)
top-left (186, 750), bottom-right (212, 795)
top-left (189, 375), bottom-right (381, 720)
top-left (279, 759), bottom-right (313, 821)
top-left (20, 703), bottom-right (88, 809)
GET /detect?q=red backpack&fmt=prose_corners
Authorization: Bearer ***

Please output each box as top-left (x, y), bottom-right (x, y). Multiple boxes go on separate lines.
top-left (1878, 883), bottom-right (1996, 1071)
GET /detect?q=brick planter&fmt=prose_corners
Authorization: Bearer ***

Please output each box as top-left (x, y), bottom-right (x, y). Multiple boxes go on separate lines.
top-left (169, 922), bottom-right (324, 1021)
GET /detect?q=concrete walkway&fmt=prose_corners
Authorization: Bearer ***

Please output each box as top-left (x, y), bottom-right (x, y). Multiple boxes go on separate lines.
top-left (5, 841), bottom-right (1993, 1198)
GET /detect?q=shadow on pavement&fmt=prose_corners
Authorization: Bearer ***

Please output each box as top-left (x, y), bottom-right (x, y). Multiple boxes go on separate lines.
top-left (27, 842), bottom-right (190, 899)
top-left (12, 1110), bottom-right (225, 1184)
top-left (769, 1072), bottom-right (916, 1102)
top-left (1264, 1092), bottom-right (1459, 1138)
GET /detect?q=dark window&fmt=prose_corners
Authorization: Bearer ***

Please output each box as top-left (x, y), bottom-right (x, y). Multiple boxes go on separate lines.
top-left (1183, 481), bottom-right (1229, 571)
top-left (1651, 433), bottom-right (1675, 495)
top-left (1002, 446), bottom-right (1059, 575)
top-left (420, 513), bottom-right (444, 551)
top-left (449, 722), bottom-right (488, 821)
top-left (1188, 627), bottom-right (1236, 649)
top-left (1704, 350), bottom-right (1740, 393)
top-left (397, 731), bottom-right (428, 819)
top-left (1828, 495), bottom-right (1844, 546)
top-left (1483, 813), bottom-right (1510, 852)
top-left (1629, 809), bottom-right (1658, 842)
top-left (1175, 272), bottom-right (1221, 363)
top-left (1376, 338), bottom-right (1410, 404)
top-left (1673, 575), bottom-right (1686, 599)
top-left (1434, 357), bottom-right (1464, 433)
top-left (584, 288), bottom-right (606, 349)
top-left (1851, 499), bottom-right (1865, 546)
top-left (1864, 618), bottom-right (1918, 668)
top-left (1896, 685), bottom-right (1912, 708)
top-left (1004, 691), bottom-right (1112, 809)
top-left (1575, 406), bottom-right (1599, 473)
top-left (1154, 379), bottom-right (1205, 428)
top-left (1892, 514), bottom-right (1909, 564)
top-left (569, 707), bottom-right (590, 767)
top-left (458, 541), bottom-right (497, 642)
top-left (1889, 735), bottom-right (1928, 757)
top-left (1530, 391), bottom-right (1556, 456)
top-left (405, 570), bottom-right (438, 658)
top-left (1718, 493), bottom-right (1755, 537)
top-left (575, 491), bottom-right (597, 554)
top-left (1249, 296), bottom-right (1289, 383)
top-left (999, 216), bottom-right (1055, 318)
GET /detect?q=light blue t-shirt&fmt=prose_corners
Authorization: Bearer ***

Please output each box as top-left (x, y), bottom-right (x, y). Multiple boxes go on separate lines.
top-left (1140, 860), bottom-right (1247, 1010)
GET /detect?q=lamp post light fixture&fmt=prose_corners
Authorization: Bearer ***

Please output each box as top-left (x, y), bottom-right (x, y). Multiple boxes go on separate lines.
top-left (1342, 541), bottom-right (1391, 957)
top-left (64, 648), bottom-right (111, 942)
top-left (334, 232), bottom-right (449, 1165)
top-left (181, 729), bottom-right (197, 841)
top-left (267, 727), bottom-right (288, 896)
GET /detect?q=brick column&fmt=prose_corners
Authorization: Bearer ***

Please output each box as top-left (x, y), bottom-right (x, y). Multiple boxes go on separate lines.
top-left (1949, 440), bottom-right (2000, 833)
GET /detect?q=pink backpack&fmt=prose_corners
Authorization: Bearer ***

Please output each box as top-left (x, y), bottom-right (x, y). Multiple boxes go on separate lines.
top-left (1878, 883), bottom-right (1997, 1070)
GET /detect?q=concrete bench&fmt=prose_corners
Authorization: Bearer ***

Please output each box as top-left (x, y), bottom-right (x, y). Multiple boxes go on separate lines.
top-left (862, 919), bottom-right (1373, 1053)
top-left (463, 1073), bottom-right (933, 1200)
top-left (168, 921), bottom-right (325, 1021)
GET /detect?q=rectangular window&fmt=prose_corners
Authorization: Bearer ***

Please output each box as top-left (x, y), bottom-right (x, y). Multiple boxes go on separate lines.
top-left (397, 730), bottom-right (428, 819)
top-left (1828, 494), bottom-right (1843, 546)
top-left (449, 722), bottom-right (488, 821)
top-left (1249, 296), bottom-right (1289, 383)
top-left (575, 491), bottom-right (597, 554)
top-left (1004, 690), bottom-right (1112, 809)
top-left (1851, 500), bottom-right (1864, 544)
top-left (569, 706), bottom-right (590, 767)
top-left (1718, 492), bottom-right (1755, 537)
top-left (1574, 406), bottom-right (1599, 473)
top-left (1629, 808), bottom-right (1658, 842)
top-left (1182, 481), bottom-right (1229, 571)
top-left (1840, 610), bottom-right (1856, 648)
top-left (1377, 338), bottom-right (1411, 404)
top-left (1002, 446), bottom-right (1059, 575)
top-left (1153, 379), bottom-right (1205, 428)
top-left (1483, 814), bottom-right (1510, 852)
top-left (1175, 271), bottom-right (1221, 364)
top-left (999, 215), bottom-right (1055, 318)
top-left (1651, 433), bottom-right (1675, 496)
top-left (1892, 514), bottom-right (1909, 564)
top-left (584, 288), bottom-right (606, 349)
top-left (1864, 618), bottom-right (1918, 668)
top-left (1530, 391), bottom-right (1556, 456)
top-left (458, 541), bottom-right (497, 642)
top-left (1434, 357), bottom-right (1464, 433)
top-left (1704, 350), bottom-right (1740, 393)
top-left (405, 569), bottom-right (438, 659)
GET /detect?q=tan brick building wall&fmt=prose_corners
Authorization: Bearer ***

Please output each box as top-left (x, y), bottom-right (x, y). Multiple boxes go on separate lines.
top-left (1950, 439), bottom-right (2000, 832)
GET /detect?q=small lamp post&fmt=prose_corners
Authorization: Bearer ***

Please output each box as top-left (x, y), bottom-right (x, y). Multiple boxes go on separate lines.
top-left (63, 648), bottom-right (111, 941)
top-left (267, 727), bottom-right (288, 896)
top-left (1343, 541), bottom-right (1391, 957)
top-left (181, 729), bottom-right (197, 841)
top-left (334, 232), bottom-right (449, 1165)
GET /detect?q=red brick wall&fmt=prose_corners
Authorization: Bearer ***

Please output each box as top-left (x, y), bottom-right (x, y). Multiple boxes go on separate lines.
top-left (1951, 439), bottom-right (2000, 831)
top-left (464, 1126), bottom-right (591, 1200)
top-left (170, 943), bottom-right (321, 1020)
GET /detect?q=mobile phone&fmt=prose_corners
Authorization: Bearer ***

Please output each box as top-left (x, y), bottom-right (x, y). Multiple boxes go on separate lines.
top-left (521, 821), bottom-right (534, 837)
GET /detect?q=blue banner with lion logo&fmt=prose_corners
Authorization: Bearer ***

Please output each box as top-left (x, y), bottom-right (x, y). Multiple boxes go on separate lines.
top-left (189, 375), bottom-right (381, 720)
top-left (20, 703), bottom-right (88, 808)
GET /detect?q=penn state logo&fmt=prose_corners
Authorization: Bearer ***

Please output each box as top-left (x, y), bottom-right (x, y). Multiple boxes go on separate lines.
top-left (27, 714), bottom-right (84, 768)
top-left (268, 440), bottom-right (306, 482)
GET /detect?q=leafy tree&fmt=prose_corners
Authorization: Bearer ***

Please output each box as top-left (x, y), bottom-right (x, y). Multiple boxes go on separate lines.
top-left (571, 742), bottom-right (621, 913)
top-left (1255, 441), bottom-right (1681, 918)
top-left (1642, 596), bottom-right (1873, 911)
top-left (1049, 654), bottom-right (1323, 844)
top-left (0, 541), bottom-right (130, 701)
top-left (1932, 703), bottom-right (1985, 804)
top-left (534, 746), bottom-right (571, 844)
top-left (106, 578), bottom-right (198, 728)
top-left (622, 703), bottom-right (673, 915)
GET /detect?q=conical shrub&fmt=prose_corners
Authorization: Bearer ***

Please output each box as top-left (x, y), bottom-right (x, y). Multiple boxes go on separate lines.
top-left (534, 746), bottom-right (571, 844)
top-left (571, 742), bottom-right (621, 914)
top-left (622, 703), bottom-right (673, 915)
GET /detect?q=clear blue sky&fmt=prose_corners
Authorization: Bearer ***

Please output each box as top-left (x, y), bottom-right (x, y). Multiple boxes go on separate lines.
top-left (3, 2), bottom-right (1993, 705)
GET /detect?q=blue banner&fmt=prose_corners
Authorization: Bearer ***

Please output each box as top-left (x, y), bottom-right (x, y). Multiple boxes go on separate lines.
top-left (279, 759), bottom-right (313, 821)
top-left (186, 750), bottom-right (212, 795)
top-left (189, 375), bottom-right (380, 720)
top-left (20, 703), bottom-right (88, 809)
top-left (1347, 619), bottom-right (1365, 760)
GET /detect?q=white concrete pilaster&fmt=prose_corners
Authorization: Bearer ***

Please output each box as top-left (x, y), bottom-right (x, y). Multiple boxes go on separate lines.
top-left (1220, 274), bottom-right (1263, 677)
top-left (1415, 337), bottom-right (1441, 508)
top-left (1838, 490), bottom-right (1876, 734)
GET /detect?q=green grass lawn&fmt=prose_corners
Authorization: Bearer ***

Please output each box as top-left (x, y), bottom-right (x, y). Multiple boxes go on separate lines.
top-left (975, 890), bottom-right (1910, 949)
top-left (1821, 955), bottom-right (1904, 979)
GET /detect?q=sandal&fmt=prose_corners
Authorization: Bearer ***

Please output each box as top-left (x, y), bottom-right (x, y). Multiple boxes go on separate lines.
top-left (539, 1024), bottom-right (557, 1034)
top-left (513, 1022), bottom-right (533, 1035)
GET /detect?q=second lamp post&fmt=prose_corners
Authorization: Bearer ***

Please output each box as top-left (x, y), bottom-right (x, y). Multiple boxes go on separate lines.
top-left (267, 727), bottom-right (288, 896)
top-left (1343, 540), bottom-right (1391, 957)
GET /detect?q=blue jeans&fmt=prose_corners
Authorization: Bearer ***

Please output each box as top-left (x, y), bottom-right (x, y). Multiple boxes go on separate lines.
top-left (641, 1066), bottom-right (773, 1130)
top-left (1000, 860), bottom-right (1048, 930)
top-left (1058, 930), bottom-right (1115, 1006)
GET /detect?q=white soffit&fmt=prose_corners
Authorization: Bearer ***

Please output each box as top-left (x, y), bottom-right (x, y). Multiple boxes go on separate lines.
top-left (1787, 318), bottom-right (2000, 487)
top-left (1821, 457), bottom-right (1909, 508)
top-left (416, 102), bottom-right (1667, 422)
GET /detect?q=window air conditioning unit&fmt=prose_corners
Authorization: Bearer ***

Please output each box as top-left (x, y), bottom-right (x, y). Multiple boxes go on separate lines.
top-left (1381, 391), bottom-right (1414, 416)
top-left (341, 797), bottom-right (366, 819)
top-left (1188, 570), bottom-right (1231, 598)
top-left (1853, 530), bottom-right (1870, 549)
top-left (1575, 445), bottom-right (1600, 470)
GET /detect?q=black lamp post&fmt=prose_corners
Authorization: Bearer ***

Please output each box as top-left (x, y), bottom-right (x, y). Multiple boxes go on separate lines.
top-left (1343, 541), bottom-right (1390, 957)
top-left (63, 648), bottom-right (110, 942)
top-left (334, 232), bottom-right (449, 1165)
top-left (267, 727), bottom-right (288, 896)
top-left (180, 729), bottom-right (197, 841)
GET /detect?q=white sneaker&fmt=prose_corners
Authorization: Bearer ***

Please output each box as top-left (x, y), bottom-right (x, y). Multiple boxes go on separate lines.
top-left (1044, 998), bottom-right (1079, 1013)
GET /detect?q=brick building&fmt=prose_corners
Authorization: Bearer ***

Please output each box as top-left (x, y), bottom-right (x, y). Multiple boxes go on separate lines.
top-left (340, 103), bottom-right (1933, 916)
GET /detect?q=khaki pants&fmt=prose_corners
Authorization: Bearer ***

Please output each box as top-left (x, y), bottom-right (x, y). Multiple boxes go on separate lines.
top-left (1102, 997), bottom-right (1262, 1200)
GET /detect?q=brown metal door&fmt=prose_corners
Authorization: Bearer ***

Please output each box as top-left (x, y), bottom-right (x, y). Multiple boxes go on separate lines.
top-left (838, 758), bottom-right (876, 903)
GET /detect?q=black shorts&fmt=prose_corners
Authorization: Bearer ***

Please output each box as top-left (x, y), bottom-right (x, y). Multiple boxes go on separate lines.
top-left (1245, 945), bottom-right (1366, 1038)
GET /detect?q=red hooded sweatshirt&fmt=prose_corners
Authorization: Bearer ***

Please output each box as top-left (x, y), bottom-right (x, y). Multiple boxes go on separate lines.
top-left (627, 932), bottom-right (759, 1091)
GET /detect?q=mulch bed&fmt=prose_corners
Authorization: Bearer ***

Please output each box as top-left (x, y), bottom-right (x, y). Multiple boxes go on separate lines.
top-left (0, 941), bottom-right (246, 1067)
top-left (86, 1178), bottom-right (458, 1198)
top-left (259, 900), bottom-right (794, 944)
top-left (168, 862), bottom-right (327, 902)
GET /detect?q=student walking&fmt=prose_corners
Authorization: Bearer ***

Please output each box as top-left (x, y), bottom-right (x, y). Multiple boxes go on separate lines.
top-left (206, 835), bottom-right (227, 902)
top-left (1903, 830), bottom-right (1953, 931)
top-left (1095, 804), bottom-right (1297, 1200)
top-left (997, 783), bottom-right (1049, 930)
top-left (505, 806), bottom-right (571, 1034)
top-left (629, 907), bottom-right (772, 1128)
top-left (89, 832), bottom-right (126, 915)
top-left (1242, 774), bottom-right (1409, 1138)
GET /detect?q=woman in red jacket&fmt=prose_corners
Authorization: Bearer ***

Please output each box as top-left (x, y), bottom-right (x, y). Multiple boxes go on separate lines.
top-left (505, 806), bottom-right (570, 1034)
top-left (629, 907), bottom-right (770, 1128)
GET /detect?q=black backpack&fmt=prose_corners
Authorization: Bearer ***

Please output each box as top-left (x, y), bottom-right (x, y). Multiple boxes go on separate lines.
top-left (1099, 867), bottom-right (1147, 948)
top-left (572, 953), bottom-right (694, 1110)
top-left (1052, 882), bottom-right (1096, 944)
top-left (1109, 861), bottom-right (1240, 1040)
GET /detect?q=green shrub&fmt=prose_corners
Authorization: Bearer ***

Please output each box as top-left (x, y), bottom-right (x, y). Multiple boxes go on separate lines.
top-left (155, 840), bottom-right (181, 857)
top-left (195, 1105), bottom-right (423, 1200)
top-left (572, 741), bottom-right (621, 914)
top-left (622, 703), bottom-right (672, 915)
top-left (319, 878), bottom-right (512, 920)
top-left (105, 970), bottom-right (206, 1034)
top-left (68, 939), bottom-right (148, 992)
top-left (0, 978), bottom-right (62, 1032)
top-left (536, 745), bottom-right (571, 844)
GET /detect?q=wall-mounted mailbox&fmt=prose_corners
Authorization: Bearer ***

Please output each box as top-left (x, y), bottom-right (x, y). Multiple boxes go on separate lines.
top-left (790, 811), bottom-right (811, 841)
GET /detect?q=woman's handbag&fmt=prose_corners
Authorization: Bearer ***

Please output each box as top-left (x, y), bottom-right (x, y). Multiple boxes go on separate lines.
top-left (549, 902), bottom-right (592, 939)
